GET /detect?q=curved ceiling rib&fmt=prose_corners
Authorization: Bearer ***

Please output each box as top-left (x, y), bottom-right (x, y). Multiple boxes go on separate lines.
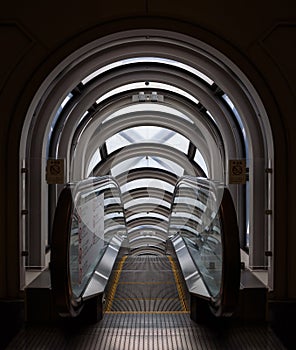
top-left (122, 187), bottom-right (173, 202)
top-left (80, 111), bottom-right (216, 177)
top-left (19, 29), bottom-right (272, 269)
top-left (45, 50), bottom-right (250, 256)
top-left (92, 144), bottom-right (199, 176)
top-left (51, 62), bottom-right (243, 182)
top-left (116, 168), bottom-right (178, 186)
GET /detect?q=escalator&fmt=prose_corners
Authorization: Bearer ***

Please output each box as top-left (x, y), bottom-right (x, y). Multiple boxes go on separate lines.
top-left (50, 176), bottom-right (127, 321)
top-left (168, 176), bottom-right (241, 320)
top-left (104, 255), bottom-right (188, 313)
top-left (50, 176), bottom-right (240, 322)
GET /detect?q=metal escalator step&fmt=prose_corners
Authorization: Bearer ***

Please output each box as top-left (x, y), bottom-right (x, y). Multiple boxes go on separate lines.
top-left (105, 255), bottom-right (188, 313)
top-left (109, 297), bottom-right (184, 312)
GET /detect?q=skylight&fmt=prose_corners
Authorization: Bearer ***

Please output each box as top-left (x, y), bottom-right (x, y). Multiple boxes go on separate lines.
top-left (111, 156), bottom-right (184, 177)
top-left (106, 126), bottom-right (190, 155)
top-left (81, 57), bottom-right (214, 85)
top-left (120, 178), bottom-right (175, 194)
top-left (95, 82), bottom-right (199, 105)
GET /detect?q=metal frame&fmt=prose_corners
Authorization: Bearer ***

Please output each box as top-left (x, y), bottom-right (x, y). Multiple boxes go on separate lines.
top-left (170, 177), bottom-right (240, 317)
top-left (50, 176), bottom-right (126, 317)
top-left (19, 29), bottom-right (273, 290)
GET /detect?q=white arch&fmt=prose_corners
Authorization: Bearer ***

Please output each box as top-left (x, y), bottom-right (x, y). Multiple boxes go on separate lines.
top-left (19, 29), bottom-right (273, 288)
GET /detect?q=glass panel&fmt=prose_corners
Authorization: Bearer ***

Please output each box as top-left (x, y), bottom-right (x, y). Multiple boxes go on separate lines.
top-left (128, 225), bottom-right (167, 234)
top-left (87, 149), bottom-right (102, 176)
top-left (126, 212), bottom-right (169, 223)
top-left (121, 178), bottom-right (175, 194)
top-left (163, 133), bottom-right (189, 153)
top-left (106, 126), bottom-right (190, 155)
top-left (82, 57), bottom-right (214, 86)
top-left (174, 196), bottom-right (207, 211)
top-left (222, 94), bottom-right (248, 151)
top-left (125, 197), bottom-right (171, 209)
top-left (169, 177), bottom-right (225, 298)
top-left (47, 93), bottom-right (73, 156)
top-left (111, 156), bottom-right (184, 177)
top-left (69, 178), bottom-right (125, 298)
top-left (129, 235), bottom-right (166, 243)
top-left (194, 148), bottom-right (208, 176)
top-left (170, 212), bottom-right (203, 226)
top-left (106, 133), bottom-right (131, 154)
top-left (111, 157), bottom-right (142, 177)
top-left (169, 224), bottom-right (200, 237)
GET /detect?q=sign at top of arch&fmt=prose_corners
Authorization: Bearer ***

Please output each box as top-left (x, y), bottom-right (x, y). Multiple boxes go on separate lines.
top-left (46, 159), bottom-right (65, 184)
top-left (229, 159), bottom-right (246, 184)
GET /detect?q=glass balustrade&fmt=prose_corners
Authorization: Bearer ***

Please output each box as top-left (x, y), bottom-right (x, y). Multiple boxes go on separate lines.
top-left (50, 176), bottom-right (126, 317)
top-left (169, 176), bottom-right (240, 316)
top-left (51, 175), bottom-right (240, 319)
top-left (69, 178), bottom-right (126, 298)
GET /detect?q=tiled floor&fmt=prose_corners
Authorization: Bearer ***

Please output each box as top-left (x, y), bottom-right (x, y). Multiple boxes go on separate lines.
top-left (6, 312), bottom-right (286, 350)
top-left (5, 255), bottom-right (287, 349)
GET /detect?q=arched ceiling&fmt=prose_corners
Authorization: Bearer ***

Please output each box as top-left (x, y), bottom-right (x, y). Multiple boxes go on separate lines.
top-left (16, 29), bottom-right (272, 284)
top-left (46, 56), bottom-right (248, 255)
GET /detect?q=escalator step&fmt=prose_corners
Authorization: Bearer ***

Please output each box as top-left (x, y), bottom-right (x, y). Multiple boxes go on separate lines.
top-left (105, 255), bottom-right (189, 313)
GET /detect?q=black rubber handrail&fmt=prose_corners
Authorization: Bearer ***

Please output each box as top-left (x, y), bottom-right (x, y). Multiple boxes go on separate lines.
top-left (50, 185), bottom-right (78, 317)
top-left (210, 186), bottom-right (241, 316)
